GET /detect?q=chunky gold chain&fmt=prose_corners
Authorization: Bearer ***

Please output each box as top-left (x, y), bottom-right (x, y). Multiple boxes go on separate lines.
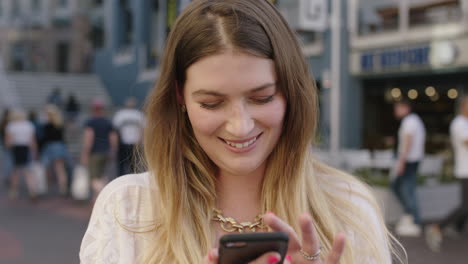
top-left (212, 208), bottom-right (265, 233)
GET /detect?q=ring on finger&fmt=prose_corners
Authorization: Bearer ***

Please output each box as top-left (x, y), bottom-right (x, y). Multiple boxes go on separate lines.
top-left (300, 247), bottom-right (322, 261)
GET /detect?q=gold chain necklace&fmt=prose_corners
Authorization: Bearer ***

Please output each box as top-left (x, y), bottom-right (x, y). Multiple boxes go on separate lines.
top-left (212, 208), bottom-right (266, 233)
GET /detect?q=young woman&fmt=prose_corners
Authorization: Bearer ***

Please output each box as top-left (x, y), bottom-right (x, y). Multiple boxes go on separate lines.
top-left (80, 1), bottom-right (403, 263)
top-left (41, 105), bottom-right (69, 195)
top-left (5, 109), bottom-right (38, 200)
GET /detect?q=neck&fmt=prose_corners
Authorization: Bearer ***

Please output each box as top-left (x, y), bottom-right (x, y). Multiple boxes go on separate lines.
top-left (216, 163), bottom-right (266, 222)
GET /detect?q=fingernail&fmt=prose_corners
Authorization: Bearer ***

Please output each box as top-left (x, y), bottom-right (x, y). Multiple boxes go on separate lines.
top-left (208, 253), bottom-right (212, 262)
top-left (286, 255), bottom-right (292, 261)
top-left (268, 256), bottom-right (280, 264)
top-left (267, 211), bottom-right (275, 216)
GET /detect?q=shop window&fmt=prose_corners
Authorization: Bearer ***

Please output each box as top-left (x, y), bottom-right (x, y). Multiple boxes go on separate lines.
top-left (408, 0), bottom-right (462, 27)
top-left (118, 0), bottom-right (134, 50)
top-left (358, 0), bottom-right (400, 35)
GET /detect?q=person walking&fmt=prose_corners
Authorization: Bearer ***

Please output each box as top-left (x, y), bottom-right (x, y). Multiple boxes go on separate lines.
top-left (426, 96), bottom-right (468, 251)
top-left (80, 99), bottom-right (118, 200)
top-left (112, 97), bottom-right (145, 176)
top-left (41, 105), bottom-right (69, 196)
top-left (5, 109), bottom-right (38, 200)
top-left (392, 99), bottom-right (426, 237)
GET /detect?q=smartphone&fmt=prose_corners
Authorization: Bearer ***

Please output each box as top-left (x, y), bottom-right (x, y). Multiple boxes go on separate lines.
top-left (218, 232), bottom-right (289, 264)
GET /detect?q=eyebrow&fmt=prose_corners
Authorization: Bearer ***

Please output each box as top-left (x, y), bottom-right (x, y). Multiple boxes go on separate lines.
top-left (192, 82), bottom-right (277, 97)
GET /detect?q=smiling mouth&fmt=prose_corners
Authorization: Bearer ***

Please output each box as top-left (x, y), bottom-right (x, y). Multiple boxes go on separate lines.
top-left (220, 133), bottom-right (263, 149)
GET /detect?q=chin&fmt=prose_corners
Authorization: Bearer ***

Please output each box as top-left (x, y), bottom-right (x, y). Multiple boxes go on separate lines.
top-left (219, 160), bottom-right (263, 176)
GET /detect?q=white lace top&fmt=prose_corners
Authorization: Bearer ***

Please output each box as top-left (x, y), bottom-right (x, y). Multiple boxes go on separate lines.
top-left (79, 173), bottom-right (392, 263)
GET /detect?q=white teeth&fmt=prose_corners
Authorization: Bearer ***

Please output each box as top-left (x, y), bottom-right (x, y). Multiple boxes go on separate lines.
top-left (225, 136), bottom-right (258, 149)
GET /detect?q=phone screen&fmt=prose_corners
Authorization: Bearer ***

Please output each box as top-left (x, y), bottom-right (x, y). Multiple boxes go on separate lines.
top-left (218, 232), bottom-right (289, 264)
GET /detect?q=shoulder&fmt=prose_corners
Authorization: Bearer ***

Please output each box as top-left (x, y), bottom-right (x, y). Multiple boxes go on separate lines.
top-left (80, 172), bottom-right (157, 263)
top-left (95, 172), bottom-right (154, 207)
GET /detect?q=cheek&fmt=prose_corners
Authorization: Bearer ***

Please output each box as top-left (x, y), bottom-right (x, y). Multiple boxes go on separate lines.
top-left (257, 99), bottom-right (286, 130)
top-left (187, 107), bottom-right (223, 136)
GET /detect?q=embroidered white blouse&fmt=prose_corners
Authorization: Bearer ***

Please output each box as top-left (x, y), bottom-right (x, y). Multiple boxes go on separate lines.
top-left (79, 172), bottom-right (392, 263)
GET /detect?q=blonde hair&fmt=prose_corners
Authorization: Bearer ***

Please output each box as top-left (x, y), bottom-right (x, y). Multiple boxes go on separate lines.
top-left (45, 104), bottom-right (63, 128)
top-left (9, 109), bottom-right (26, 122)
top-left (141, 0), bottom-right (405, 263)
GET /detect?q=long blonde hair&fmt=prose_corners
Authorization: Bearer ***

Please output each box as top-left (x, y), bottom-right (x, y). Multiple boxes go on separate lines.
top-left (45, 104), bottom-right (64, 128)
top-left (142, 0), bottom-right (404, 263)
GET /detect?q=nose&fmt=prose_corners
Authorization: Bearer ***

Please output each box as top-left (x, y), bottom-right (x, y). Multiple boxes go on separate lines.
top-left (225, 102), bottom-right (254, 138)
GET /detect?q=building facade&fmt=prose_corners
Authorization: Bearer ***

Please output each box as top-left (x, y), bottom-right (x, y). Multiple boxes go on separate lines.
top-left (349, 0), bottom-right (468, 152)
top-left (87, 0), bottom-right (356, 148)
top-left (0, 0), bottom-right (99, 73)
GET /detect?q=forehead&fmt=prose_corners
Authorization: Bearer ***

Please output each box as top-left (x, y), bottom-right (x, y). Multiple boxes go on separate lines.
top-left (184, 51), bottom-right (276, 92)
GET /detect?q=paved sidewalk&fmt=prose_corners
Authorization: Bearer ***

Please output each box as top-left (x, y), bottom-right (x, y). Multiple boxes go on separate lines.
top-left (0, 188), bottom-right (91, 264)
top-left (1, 185), bottom-right (467, 264)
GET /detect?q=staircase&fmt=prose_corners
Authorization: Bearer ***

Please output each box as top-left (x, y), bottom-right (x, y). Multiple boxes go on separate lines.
top-left (5, 72), bottom-right (114, 161)
top-left (5, 72), bottom-right (112, 111)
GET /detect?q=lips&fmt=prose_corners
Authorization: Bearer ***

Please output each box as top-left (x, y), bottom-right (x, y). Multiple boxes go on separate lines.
top-left (220, 133), bottom-right (263, 150)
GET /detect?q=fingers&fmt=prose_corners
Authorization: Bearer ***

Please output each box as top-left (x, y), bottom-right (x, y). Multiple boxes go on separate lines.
top-left (263, 212), bottom-right (301, 250)
top-left (300, 213), bottom-right (321, 259)
top-left (203, 248), bottom-right (219, 264)
top-left (248, 251), bottom-right (281, 264)
top-left (326, 233), bottom-right (346, 264)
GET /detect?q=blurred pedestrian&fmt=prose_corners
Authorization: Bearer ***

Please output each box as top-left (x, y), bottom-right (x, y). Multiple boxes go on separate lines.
top-left (426, 96), bottom-right (468, 251)
top-left (5, 109), bottom-right (38, 200)
top-left (112, 97), bottom-right (145, 176)
top-left (28, 110), bottom-right (44, 153)
top-left (47, 87), bottom-right (63, 109)
top-left (80, 99), bottom-right (118, 200)
top-left (392, 99), bottom-right (426, 237)
top-left (0, 108), bottom-right (12, 186)
top-left (41, 105), bottom-right (69, 196)
top-left (65, 93), bottom-right (81, 123)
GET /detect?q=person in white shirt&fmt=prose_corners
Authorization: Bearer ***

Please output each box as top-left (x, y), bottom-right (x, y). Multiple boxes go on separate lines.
top-left (5, 109), bottom-right (38, 200)
top-left (392, 99), bottom-right (426, 237)
top-left (113, 97), bottom-right (145, 176)
top-left (426, 96), bottom-right (468, 251)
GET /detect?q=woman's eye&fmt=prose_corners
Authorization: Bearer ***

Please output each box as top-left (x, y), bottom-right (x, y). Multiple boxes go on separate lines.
top-left (200, 102), bottom-right (223, 109)
top-left (251, 95), bottom-right (274, 104)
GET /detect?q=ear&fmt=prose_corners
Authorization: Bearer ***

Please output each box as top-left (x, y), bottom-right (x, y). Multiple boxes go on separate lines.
top-left (175, 81), bottom-right (185, 105)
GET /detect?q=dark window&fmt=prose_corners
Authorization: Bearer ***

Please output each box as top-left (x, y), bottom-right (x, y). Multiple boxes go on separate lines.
top-left (118, 0), bottom-right (133, 48)
top-left (32, 0), bottom-right (41, 10)
top-left (12, 1), bottom-right (20, 17)
top-left (56, 42), bottom-right (69, 73)
top-left (146, 0), bottom-right (160, 68)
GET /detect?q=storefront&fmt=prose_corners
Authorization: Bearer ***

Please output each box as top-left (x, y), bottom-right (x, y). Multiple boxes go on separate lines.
top-left (350, 37), bottom-right (468, 153)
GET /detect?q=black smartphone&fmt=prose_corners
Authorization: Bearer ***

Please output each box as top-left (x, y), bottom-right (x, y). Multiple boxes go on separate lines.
top-left (218, 232), bottom-right (289, 264)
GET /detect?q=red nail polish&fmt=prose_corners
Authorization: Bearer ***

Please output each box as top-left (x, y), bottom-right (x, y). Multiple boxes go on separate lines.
top-left (268, 256), bottom-right (280, 264)
top-left (286, 255), bottom-right (292, 262)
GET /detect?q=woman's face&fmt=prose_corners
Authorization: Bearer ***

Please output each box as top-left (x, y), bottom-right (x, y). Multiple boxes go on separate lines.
top-left (184, 51), bottom-right (286, 176)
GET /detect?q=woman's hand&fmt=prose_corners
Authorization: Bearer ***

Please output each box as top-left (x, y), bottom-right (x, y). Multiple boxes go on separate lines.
top-left (263, 212), bottom-right (346, 264)
top-left (203, 212), bottom-right (345, 264)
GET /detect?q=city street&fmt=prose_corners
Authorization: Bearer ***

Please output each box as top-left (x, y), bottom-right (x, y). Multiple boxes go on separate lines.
top-left (1, 185), bottom-right (467, 264)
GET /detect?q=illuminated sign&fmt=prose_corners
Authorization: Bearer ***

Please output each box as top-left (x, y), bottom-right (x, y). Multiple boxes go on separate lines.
top-left (361, 45), bottom-right (431, 72)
